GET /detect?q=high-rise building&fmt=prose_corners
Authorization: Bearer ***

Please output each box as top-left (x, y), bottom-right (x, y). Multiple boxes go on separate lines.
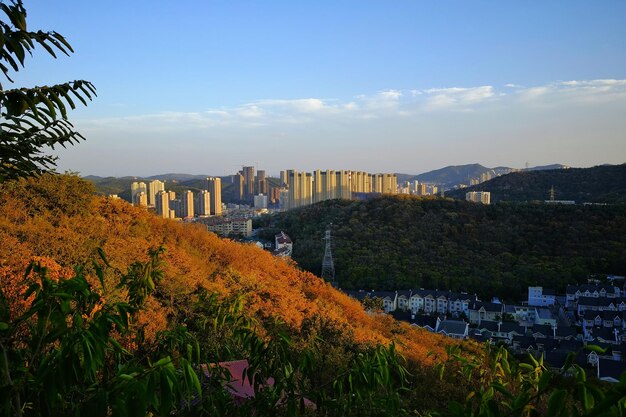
top-left (256, 170), bottom-right (267, 195)
top-left (286, 170), bottom-right (299, 210)
top-left (196, 190), bottom-right (211, 217)
top-left (381, 173), bottom-right (397, 194)
top-left (336, 170), bottom-right (351, 200)
top-left (279, 171), bottom-right (287, 187)
top-left (133, 191), bottom-right (148, 207)
top-left (206, 177), bottom-right (222, 216)
top-left (181, 190), bottom-right (194, 219)
top-left (131, 181), bottom-right (147, 202)
top-left (313, 170), bottom-right (323, 203)
top-left (148, 180), bottom-right (165, 207)
top-left (155, 190), bottom-right (170, 218)
top-left (242, 166), bottom-right (255, 200)
top-left (232, 173), bottom-right (244, 201)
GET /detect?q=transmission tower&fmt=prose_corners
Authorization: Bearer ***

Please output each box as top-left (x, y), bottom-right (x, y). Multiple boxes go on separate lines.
top-left (549, 185), bottom-right (556, 201)
top-left (321, 224), bottom-right (337, 287)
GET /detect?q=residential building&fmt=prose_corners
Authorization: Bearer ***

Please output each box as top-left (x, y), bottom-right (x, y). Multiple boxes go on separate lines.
top-left (133, 191), bottom-right (147, 207)
top-left (148, 180), bottom-right (165, 207)
top-left (254, 194), bottom-right (268, 209)
top-left (242, 166), bottom-right (255, 200)
top-left (528, 286), bottom-right (557, 307)
top-left (274, 231), bottom-right (293, 257)
top-left (180, 190), bottom-right (194, 219)
top-left (131, 181), bottom-right (147, 202)
top-left (466, 191), bottom-right (491, 205)
top-left (196, 190), bottom-right (211, 217)
top-left (155, 190), bottom-right (170, 219)
top-left (256, 170), bottom-right (267, 195)
top-left (204, 217), bottom-right (252, 237)
top-left (206, 177), bottom-right (222, 216)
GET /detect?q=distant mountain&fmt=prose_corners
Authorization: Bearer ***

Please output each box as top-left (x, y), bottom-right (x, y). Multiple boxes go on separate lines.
top-left (399, 163), bottom-right (568, 189)
top-left (413, 164), bottom-right (492, 187)
top-left (524, 164), bottom-right (568, 171)
top-left (145, 173), bottom-right (208, 181)
top-left (447, 164), bottom-right (626, 203)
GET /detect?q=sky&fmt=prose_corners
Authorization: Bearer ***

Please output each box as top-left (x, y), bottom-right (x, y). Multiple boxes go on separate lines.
top-left (10, 1), bottom-right (626, 177)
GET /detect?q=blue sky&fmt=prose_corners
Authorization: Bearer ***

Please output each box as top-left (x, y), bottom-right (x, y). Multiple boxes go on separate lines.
top-left (12, 1), bottom-right (626, 176)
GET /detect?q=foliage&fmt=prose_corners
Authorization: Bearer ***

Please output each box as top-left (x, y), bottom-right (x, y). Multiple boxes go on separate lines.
top-left (0, 174), bottom-right (461, 414)
top-left (261, 195), bottom-right (626, 301)
top-left (0, 246), bottom-right (414, 416)
top-left (0, 0), bottom-right (95, 181)
top-left (432, 345), bottom-right (626, 417)
top-left (0, 250), bottom-right (203, 416)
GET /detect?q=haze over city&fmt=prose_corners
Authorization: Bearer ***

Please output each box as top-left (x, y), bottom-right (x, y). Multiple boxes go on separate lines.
top-left (15, 1), bottom-right (626, 177)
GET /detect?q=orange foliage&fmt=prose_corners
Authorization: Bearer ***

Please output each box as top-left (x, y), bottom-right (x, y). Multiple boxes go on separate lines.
top-left (0, 175), bottom-right (455, 367)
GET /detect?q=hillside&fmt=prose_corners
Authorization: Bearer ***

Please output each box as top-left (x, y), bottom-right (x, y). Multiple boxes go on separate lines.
top-left (0, 174), bottom-right (473, 413)
top-left (447, 164), bottom-right (626, 203)
top-left (258, 195), bottom-right (626, 301)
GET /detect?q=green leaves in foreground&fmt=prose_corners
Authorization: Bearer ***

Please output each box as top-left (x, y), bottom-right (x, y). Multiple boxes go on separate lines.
top-left (0, 0), bottom-right (96, 181)
top-left (433, 345), bottom-right (626, 417)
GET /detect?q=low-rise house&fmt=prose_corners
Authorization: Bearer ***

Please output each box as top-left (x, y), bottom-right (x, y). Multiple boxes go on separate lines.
top-left (583, 311), bottom-right (602, 328)
top-left (437, 320), bottom-right (469, 340)
top-left (592, 327), bottom-right (623, 345)
top-left (530, 324), bottom-right (554, 338)
top-left (468, 302), bottom-right (503, 324)
top-left (567, 284), bottom-right (621, 308)
top-left (498, 322), bottom-right (527, 342)
top-left (411, 314), bottom-right (440, 332)
top-left (535, 308), bottom-right (557, 327)
top-left (598, 358), bottom-right (626, 383)
top-left (601, 311), bottom-right (623, 328)
top-left (535, 338), bottom-right (558, 352)
top-left (507, 305), bottom-right (537, 325)
top-left (274, 231), bottom-right (293, 257)
top-left (577, 296), bottom-right (626, 314)
top-left (448, 293), bottom-right (474, 317)
top-left (554, 326), bottom-right (579, 341)
top-left (370, 291), bottom-right (397, 313)
top-left (396, 290), bottom-right (412, 311)
top-left (475, 321), bottom-right (499, 339)
top-left (511, 335), bottom-right (537, 353)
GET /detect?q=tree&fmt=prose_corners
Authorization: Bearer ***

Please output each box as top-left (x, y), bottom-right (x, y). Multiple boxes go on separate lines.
top-left (0, 0), bottom-right (95, 182)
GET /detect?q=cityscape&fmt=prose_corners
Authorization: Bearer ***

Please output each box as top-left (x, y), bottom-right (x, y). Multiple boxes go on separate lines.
top-left (1, 1), bottom-right (625, 415)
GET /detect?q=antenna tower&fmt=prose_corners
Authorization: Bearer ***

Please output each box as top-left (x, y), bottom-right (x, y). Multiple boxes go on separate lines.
top-left (321, 224), bottom-right (337, 287)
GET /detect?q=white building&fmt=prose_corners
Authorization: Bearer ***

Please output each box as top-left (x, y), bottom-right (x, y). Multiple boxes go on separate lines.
top-left (466, 191), bottom-right (491, 205)
top-left (528, 286), bottom-right (557, 307)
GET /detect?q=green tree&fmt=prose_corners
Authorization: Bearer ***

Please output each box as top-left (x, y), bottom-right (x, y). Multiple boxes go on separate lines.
top-left (0, 0), bottom-right (95, 182)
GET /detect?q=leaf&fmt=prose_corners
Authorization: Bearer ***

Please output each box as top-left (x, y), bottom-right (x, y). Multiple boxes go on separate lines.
top-left (585, 344), bottom-right (607, 354)
top-left (548, 389), bottom-right (567, 417)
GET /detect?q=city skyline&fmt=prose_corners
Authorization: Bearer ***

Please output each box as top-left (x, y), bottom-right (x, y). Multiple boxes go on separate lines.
top-left (14, 1), bottom-right (626, 176)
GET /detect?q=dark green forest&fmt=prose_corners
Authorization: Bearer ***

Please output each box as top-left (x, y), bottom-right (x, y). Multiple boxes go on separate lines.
top-left (447, 164), bottom-right (626, 204)
top-left (257, 196), bottom-right (626, 301)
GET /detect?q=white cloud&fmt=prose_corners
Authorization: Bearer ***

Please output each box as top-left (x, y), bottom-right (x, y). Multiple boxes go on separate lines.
top-left (77, 78), bottom-right (626, 132)
top-left (421, 86), bottom-right (496, 110)
top-left (66, 77), bottom-right (626, 176)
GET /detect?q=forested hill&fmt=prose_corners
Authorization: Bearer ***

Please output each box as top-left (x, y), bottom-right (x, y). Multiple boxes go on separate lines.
top-left (258, 196), bottom-right (626, 301)
top-left (447, 164), bottom-right (626, 203)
